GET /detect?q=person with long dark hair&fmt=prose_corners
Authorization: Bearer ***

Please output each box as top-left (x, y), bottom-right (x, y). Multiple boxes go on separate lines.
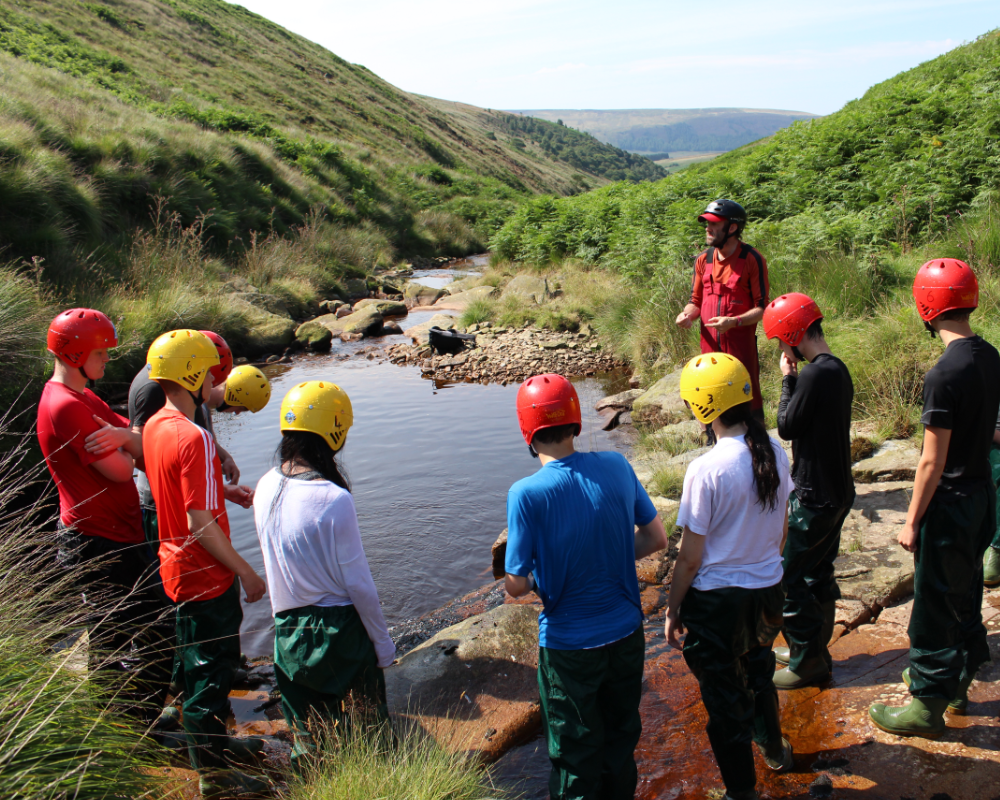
top-left (665, 353), bottom-right (794, 800)
top-left (253, 380), bottom-right (395, 769)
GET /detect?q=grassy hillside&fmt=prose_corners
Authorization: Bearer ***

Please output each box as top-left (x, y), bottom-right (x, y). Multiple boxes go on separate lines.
top-left (491, 31), bottom-right (1000, 436)
top-left (0, 0), bottom-right (661, 285)
top-left (511, 108), bottom-right (819, 153)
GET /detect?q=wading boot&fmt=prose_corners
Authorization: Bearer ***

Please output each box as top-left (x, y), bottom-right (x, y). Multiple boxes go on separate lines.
top-left (902, 667), bottom-right (972, 715)
top-left (773, 646), bottom-right (790, 666)
top-left (199, 769), bottom-right (270, 799)
top-left (868, 697), bottom-right (948, 738)
top-left (755, 737), bottom-right (794, 772)
top-left (154, 705), bottom-right (180, 732)
top-left (985, 547), bottom-right (1000, 587)
top-left (773, 644), bottom-right (830, 689)
top-left (818, 600), bottom-right (836, 672)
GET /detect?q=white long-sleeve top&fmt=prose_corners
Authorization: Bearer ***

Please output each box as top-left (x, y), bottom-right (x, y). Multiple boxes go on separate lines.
top-left (253, 468), bottom-right (396, 667)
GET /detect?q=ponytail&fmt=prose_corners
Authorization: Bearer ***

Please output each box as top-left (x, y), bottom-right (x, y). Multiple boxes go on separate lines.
top-left (717, 402), bottom-right (780, 511)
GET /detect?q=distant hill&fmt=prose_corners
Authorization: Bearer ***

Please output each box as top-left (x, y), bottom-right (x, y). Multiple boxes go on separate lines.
top-left (0, 0), bottom-right (662, 280)
top-left (508, 108), bottom-right (820, 154)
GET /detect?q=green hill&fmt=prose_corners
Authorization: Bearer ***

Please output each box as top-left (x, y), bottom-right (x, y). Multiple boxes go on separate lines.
top-left (491, 31), bottom-right (1000, 436)
top-left (0, 0), bottom-right (662, 284)
top-left (509, 108), bottom-right (820, 153)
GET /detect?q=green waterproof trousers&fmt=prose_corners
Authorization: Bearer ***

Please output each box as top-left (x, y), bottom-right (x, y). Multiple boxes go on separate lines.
top-left (681, 584), bottom-right (785, 796)
top-left (175, 579), bottom-right (242, 771)
top-left (908, 484), bottom-right (995, 701)
top-left (274, 604), bottom-right (388, 768)
top-left (988, 445), bottom-right (1000, 550)
top-left (537, 625), bottom-right (645, 800)
top-left (781, 494), bottom-right (852, 672)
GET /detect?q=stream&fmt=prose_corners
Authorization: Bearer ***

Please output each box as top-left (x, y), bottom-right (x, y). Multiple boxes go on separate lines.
top-left (212, 259), bottom-right (632, 656)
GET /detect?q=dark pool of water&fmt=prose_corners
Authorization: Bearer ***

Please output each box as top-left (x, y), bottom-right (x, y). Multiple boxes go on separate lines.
top-left (213, 326), bottom-right (630, 656)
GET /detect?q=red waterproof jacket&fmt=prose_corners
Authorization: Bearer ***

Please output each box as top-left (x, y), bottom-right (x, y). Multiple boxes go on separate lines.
top-left (690, 244), bottom-right (770, 411)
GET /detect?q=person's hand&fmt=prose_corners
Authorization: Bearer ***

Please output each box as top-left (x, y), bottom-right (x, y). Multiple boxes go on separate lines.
top-left (676, 310), bottom-right (696, 329)
top-left (84, 417), bottom-right (129, 457)
top-left (221, 453), bottom-right (240, 485)
top-left (240, 570), bottom-right (267, 603)
top-left (898, 522), bottom-right (919, 553)
top-left (665, 610), bottom-right (686, 651)
top-left (224, 484), bottom-right (254, 508)
top-left (780, 352), bottom-right (798, 377)
top-left (704, 316), bottom-right (738, 332)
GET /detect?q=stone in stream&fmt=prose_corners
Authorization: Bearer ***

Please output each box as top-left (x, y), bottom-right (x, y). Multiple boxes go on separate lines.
top-left (382, 321), bottom-right (404, 335)
top-left (240, 305), bottom-right (296, 354)
top-left (315, 306), bottom-right (384, 337)
top-left (384, 603), bottom-right (542, 763)
top-left (595, 388), bottom-right (643, 412)
top-left (335, 304), bottom-right (352, 319)
top-left (293, 319), bottom-right (333, 351)
top-left (354, 298), bottom-right (408, 317)
top-left (404, 282), bottom-right (445, 306)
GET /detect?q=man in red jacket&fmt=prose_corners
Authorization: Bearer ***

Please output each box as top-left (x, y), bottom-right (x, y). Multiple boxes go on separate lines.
top-left (676, 199), bottom-right (770, 434)
top-left (37, 308), bottom-right (171, 719)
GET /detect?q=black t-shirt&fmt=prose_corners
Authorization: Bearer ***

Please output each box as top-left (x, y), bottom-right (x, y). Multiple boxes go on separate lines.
top-left (777, 353), bottom-right (856, 508)
top-left (921, 335), bottom-right (1000, 499)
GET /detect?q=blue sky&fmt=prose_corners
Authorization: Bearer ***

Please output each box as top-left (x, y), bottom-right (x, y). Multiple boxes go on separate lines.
top-left (228, 0), bottom-right (997, 114)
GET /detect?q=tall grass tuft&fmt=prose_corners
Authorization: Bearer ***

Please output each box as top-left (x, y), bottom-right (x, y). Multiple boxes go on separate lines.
top-left (0, 423), bottom-right (167, 798)
top-left (284, 719), bottom-right (504, 800)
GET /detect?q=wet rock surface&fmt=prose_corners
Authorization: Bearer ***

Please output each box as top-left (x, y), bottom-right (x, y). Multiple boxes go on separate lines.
top-left (385, 322), bottom-right (623, 384)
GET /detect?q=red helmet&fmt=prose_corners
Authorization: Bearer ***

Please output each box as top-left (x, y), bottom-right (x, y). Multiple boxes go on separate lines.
top-left (47, 308), bottom-right (117, 368)
top-left (516, 373), bottom-right (582, 446)
top-left (763, 292), bottom-right (823, 347)
top-left (912, 258), bottom-right (978, 322)
top-left (200, 330), bottom-right (234, 385)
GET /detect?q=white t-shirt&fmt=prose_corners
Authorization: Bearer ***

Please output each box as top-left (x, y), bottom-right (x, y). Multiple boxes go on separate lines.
top-left (677, 435), bottom-right (793, 591)
top-left (253, 468), bottom-right (396, 668)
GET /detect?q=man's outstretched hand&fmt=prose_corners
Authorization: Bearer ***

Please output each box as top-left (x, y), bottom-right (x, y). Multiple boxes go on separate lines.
top-left (224, 484), bottom-right (254, 509)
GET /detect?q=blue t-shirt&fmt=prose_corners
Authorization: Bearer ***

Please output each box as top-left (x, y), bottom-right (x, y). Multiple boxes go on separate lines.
top-left (505, 450), bottom-right (658, 650)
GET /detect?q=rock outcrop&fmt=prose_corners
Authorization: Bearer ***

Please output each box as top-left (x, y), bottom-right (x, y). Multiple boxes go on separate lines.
top-left (293, 319), bottom-right (333, 351)
top-left (501, 275), bottom-right (550, 305)
top-left (631, 369), bottom-right (691, 426)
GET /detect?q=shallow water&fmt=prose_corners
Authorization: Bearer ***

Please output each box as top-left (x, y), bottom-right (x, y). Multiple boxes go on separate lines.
top-left (213, 295), bottom-right (629, 656)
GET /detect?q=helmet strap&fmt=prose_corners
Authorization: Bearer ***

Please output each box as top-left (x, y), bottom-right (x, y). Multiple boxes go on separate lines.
top-left (791, 345), bottom-right (806, 362)
top-left (923, 320), bottom-right (937, 339)
top-left (527, 443), bottom-right (539, 459)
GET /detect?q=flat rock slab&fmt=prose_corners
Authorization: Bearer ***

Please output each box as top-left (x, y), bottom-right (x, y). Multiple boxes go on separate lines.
top-left (385, 603), bottom-right (542, 762)
top-left (354, 298), bottom-right (407, 317)
top-left (315, 306), bottom-right (384, 336)
top-left (853, 439), bottom-right (921, 483)
top-left (834, 486), bottom-right (915, 607)
top-left (596, 388), bottom-right (644, 412)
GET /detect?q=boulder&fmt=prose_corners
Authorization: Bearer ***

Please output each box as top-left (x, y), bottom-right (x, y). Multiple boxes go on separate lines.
top-left (227, 296), bottom-right (295, 354)
top-left (404, 313), bottom-right (460, 345)
top-left (294, 320), bottom-right (333, 351)
top-left (343, 277), bottom-right (369, 300)
top-left (315, 306), bottom-right (384, 337)
top-left (852, 440), bottom-right (921, 483)
top-left (335, 305), bottom-right (352, 319)
top-left (405, 283), bottom-right (446, 306)
top-left (382, 321), bottom-right (404, 335)
top-left (354, 298), bottom-right (408, 317)
top-left (631, 369), bottom-right (691, 426)
top-left (502, 275), bottom-right (550, 305)
top-left (492, 529), bottom-right (508, 580)
top-left (595, 389), bottom-right (644, 412)
top-left (385, 603), bottom-right (542, 762)
top-left (319, 299), bottom-right (347, 313)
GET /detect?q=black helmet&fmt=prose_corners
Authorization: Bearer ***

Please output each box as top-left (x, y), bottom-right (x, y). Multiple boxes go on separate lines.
top-left (698, 199), bottom-right (746, 229)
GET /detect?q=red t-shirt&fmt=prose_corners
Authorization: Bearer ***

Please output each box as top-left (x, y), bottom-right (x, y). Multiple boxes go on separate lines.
top-left (36, 381), bottom-right (143, 543)
top-left (143, 408), bottom-right (234, 602)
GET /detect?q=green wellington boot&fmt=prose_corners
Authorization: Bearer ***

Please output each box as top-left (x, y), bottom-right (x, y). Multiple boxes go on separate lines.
top-left (199, 769), bottom-right (270, 799)
top-left (755, 737), bottom-right (794, 772)
top-left (157, 732), bottom-right (266, 762)
top-left (773, 656), bottom-right (830, 689)
top-left (868, 697), bottom-right (949, 738)
top-left (902, 667), bottom-right (972, 715)
top-left (985, 547), bottom-right (1000, 587)
top-left (773, 646), bottom-right (790, 666)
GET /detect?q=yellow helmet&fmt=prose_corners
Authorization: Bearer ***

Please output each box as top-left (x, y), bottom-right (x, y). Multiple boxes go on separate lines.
top-left (280, 380), bottom-right (353, 452)
top-left (679, 352), bottom-right (753, 424)
top-left (224, 365), bottom-right (271, 413)
top-left (147, 329), bottom-right (219, 392)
